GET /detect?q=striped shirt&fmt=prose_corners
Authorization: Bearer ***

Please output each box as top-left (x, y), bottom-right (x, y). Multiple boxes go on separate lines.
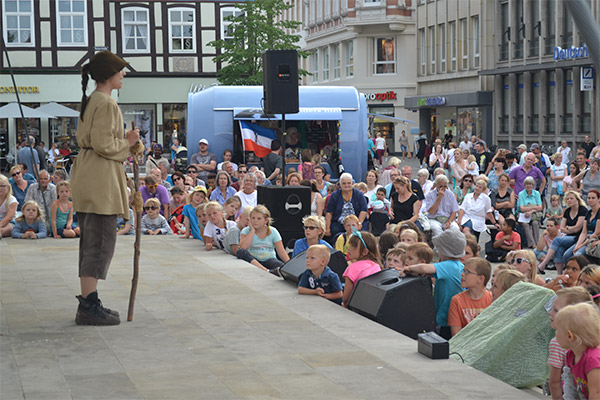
top-left (547, 337), bottom-right (567, 368)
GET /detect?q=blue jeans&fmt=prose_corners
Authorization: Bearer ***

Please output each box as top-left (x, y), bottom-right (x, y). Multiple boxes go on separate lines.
top-left (562, 242), bottom-right (588, 263)
top-left (549, 235), bottom-right (578, 264)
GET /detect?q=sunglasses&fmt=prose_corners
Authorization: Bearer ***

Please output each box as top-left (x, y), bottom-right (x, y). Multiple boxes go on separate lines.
top-left (187, 170), bottom-right (197, 174)
top-left (147, 184), bottom-right (158, 189)
top-left (144, 206), bottom-right (159, 211)
top-left (12, 171), bottom-right (21, 177)
top-left (511, 258), bottom-right (530, 265)
top-left (304, 226), bottom-right (318, 231)
top-left (173, 177), bottom-right (182, 181)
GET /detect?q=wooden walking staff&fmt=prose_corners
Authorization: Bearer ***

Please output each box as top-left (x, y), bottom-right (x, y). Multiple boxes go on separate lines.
top-left (128, 121), bottom-right (144, 321)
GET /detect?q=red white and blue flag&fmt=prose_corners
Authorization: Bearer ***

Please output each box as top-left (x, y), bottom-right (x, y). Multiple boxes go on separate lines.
top-left (239, 121), bottom-right (276, 158)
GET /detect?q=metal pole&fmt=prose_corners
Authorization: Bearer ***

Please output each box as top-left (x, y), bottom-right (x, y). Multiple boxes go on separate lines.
top-left (281, 113), bottom-right (286, 182)
top-left (565, 0), bottom-right (600, 68)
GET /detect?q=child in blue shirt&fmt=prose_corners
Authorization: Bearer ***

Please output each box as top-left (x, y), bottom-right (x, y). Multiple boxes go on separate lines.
top-left (298, 244), bottom-right (343, 305)
top-left (12, 200), bottom-right (47, 239)
top-left (292, 216), bottom-right (332, 257)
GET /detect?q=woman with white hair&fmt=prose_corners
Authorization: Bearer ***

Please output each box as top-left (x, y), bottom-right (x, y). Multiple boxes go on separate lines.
top-left (325, 172), bottom-right (369, 238)
top-left (416, 168), bottom-right (433, 195)
top-left (235, 173), bottom-right (258, 209)
top-left (516, 176), bottom-right (543, 248)
top-left (457, 178), bottom-right (497, 242)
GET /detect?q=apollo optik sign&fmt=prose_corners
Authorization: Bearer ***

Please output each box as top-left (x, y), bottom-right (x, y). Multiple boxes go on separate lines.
top-left (553, 43), bottom-right (589, 61)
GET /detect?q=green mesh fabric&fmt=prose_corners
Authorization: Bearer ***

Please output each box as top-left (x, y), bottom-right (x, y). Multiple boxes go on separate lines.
top-left (449, 282), bottom-right (556, 388)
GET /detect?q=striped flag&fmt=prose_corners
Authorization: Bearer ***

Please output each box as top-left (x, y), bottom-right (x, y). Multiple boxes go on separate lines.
top-left (239, 121), bottom-right (277, 158)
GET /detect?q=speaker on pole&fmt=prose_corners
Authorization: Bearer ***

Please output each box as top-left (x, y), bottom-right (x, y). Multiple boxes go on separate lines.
top-left (262, 50), bottom-right (299, 115)
top-left (348, 269), bottom-right (436, 339)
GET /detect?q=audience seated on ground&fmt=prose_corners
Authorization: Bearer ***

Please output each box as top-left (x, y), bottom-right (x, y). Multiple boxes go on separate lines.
top-left (297, 244), bottom-right (343, 305)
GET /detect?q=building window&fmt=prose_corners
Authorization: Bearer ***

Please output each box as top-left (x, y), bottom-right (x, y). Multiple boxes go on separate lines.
top-left (439, 23), bottom-right (446, 72)
top-left (56, 0), bottom-right (87, 46)
top-left (419, 29), bottom-right (426, 75)
top-left (317, 0), bottom-right (323, 20)
top-left (345, 40), bottom-right (354, 77)
top-left (531, 73), bottom-right (540, 133)
top-left (309, 0), bottom-right (315, 24)
top-left (501, 77), bottom-right (509, 133)
top-left (169, 8), bottom-right (195, 52)
top-left (517, 74), bottom-right (524, 133)
top-left (3, 0), bottom-right (34, 46)
top-left (563, 5), bottom-right (573, 48)
top-left (311, 50), bottom-right (319, 83)
top-left (582, 89), bottom-right (592, 133)
top-left (333, 43), bottom-right (340, 79)
top-left (529, 0), bottom-right (540, 57)
top-left (322, 46), bottom-right (329, 81)
top-left (460, 18), bottom-right (467, 69)
top-left (548, 71), bottom-right (556, 134)
top-left (122, 7), bottom-right (149, 53)
top-left (374, 38), bottom-right (395, 74)
top-left (500, 1), bottom-right (509, 61)
top-left (333, 0), bottom-right (340, 14)
top-left (325, 0), bottom-right (331, 18)
top-left (514, 2), bottom-right (524, 59)
top-left (429, 27), bottom-right (435, 74)
top-left (364, 0), bottom-right (381, 3)
top-left (449, 21), bottom-right (456, 71)
top-left (545, 0), bottom-right (556, 55)
top-left (472, 16), bottom-right (479, 68)
top-left (221, 7), bottom-right (243, 41)
top-left (564, 69), bottom-right (573, 133)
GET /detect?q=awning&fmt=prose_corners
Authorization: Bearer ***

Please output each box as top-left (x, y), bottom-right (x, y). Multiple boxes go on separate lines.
top-left (37, 102), bottom-right (79, 118)
top-left (233, 107), bottom-right (343, 121)
top-left (0, 102), bottom-right (56, 118)
top-left (368, 113), bottom-right (416, 124)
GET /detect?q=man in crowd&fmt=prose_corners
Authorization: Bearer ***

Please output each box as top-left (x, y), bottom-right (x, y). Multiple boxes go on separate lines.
top-left (459, 136), bottom-right (472, 153)
top-left (263, 140), bottom-right (282, 182)
top-left (190, 138), bottom-right (217, 184)
top-left (145, 144), bottom-right (169, 174)
top-left (400, 165), bottom-right (425, 200)
top-left (17, 136), bottom-right (41, 176)
top-left (474, 141), bottom-right (493, 175)
top-left (425, 175), bottom-right (459, 237)
top-left (509, 152), bottom-right (546, 196)
top-left (558, 140), bottom-right (571, 165)
top-left (530, 143), bottom-right (551, 173)
top-left (582, 135), bottom-right (595, 159)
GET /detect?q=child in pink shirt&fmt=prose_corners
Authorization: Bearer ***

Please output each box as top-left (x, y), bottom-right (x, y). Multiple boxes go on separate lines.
top-left (342, 230), bottom-right (382, 307)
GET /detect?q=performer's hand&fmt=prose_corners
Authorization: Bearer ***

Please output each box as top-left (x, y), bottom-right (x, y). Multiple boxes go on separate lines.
top-left (126, 128), bottom-right (140, 147)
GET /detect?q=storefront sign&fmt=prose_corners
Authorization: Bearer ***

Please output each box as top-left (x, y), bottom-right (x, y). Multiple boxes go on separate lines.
top-left (363, 91), bottom-right (397, 102)
top-left (0, 86), bottom-right (40, 94)
top-left (553, 43), bottom-right (589, 61)
top-left (417, 97), bottom-right (446, 107)
top-left (581, 67), bottom-right (594, 91)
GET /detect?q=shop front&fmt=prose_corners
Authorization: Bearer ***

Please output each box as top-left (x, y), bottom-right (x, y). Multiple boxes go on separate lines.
top-left (404, 91), bottom-right (494, 145)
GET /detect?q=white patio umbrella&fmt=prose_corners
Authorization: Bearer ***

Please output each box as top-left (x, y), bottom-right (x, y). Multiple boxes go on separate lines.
top-left (37, 102), bottom-right (79, 118)
top-left (0, 102), bottom-right (56, 119)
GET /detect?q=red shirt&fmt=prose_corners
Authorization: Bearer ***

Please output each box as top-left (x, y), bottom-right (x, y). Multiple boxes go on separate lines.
top-left (495, 231), bottom-right (521, 249)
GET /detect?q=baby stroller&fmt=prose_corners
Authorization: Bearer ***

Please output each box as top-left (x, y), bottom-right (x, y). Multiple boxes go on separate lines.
top-left (173, 146), bottom-right (188, 173)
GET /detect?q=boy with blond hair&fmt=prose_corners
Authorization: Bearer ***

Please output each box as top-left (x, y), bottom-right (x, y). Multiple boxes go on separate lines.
top-left (385, 247), bottom-right (405, 270)
top-left (403, 242), bottom-right (434, 266)
top-left (335, 214), bottom-right (360, 258)
top-left (298, 245), bottom-right (343, 305)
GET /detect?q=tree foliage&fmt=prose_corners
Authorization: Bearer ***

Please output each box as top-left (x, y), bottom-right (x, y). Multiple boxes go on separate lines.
top-left (208, 0), bottom-right (310, 85)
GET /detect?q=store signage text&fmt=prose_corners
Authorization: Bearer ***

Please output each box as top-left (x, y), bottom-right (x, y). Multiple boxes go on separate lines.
top-left (553, 43), bottom-right (589, 61)
top-left (363, 91), bottom-right (397, 102)
top-left (417, 97), bottom-right (446, 106)
top-left (0, 86), bottom-right (40, 94)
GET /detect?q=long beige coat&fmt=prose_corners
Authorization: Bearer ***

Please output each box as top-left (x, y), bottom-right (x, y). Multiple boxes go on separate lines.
top-left (71, 90), bottom-right (130, 218)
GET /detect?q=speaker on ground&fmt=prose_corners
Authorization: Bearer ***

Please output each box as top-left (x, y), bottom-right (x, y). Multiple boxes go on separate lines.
top-left (280, 248), bottom-right (348, 284)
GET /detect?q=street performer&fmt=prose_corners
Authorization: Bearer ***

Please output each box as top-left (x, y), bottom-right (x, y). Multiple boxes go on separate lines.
top-left (71, 51), bottom-right (142, 325)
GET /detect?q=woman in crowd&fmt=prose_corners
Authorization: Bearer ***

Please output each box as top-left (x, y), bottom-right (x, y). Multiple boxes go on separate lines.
top-left (298, 149), bottom-right (315, 180)
top-left (171, 171), bottom-right (185, 191)
top-left (549, 152), bottom-right (567, 197)
top-left (516, 176), bottom-right (543, 248)
top-left (563, 162), bottom-right (582, 194)
top-left (0, 175), bottom-right (17, 237)
top-left (428, 144), bottom-right (446, 173)
top-left (325, 173), bottom-right (368, 238)
top-left (457, 179), bottom-right (496, 242)
top-left (565, 189), bottom-right (600, 260)
top-left (390, 176), bottom-right (420, 225)
top-left (300, 179), bottom-right (324, 217)
top-left (209, 171), bottom-right (236, 206)
top-left (453, 174), bottom-right (474, 206)
top-left (450, 148), bottom-right (467, 188)
top-left (364, 170), bottom-right (382, 203)
top-left (578, 264), bottom-right (600, 287)
top-left (24, 169), bottom-right (56, 230)
top-left (314, 166), bottom-right (330, 198)
top-left (285, 172), bottom-right (302, 186)
top-left (487, 156), bottom-right (506, 192)
top-left (574, 158), bottom-right (600, 201)
top-left (509, 249), bottom-right (545, 285)
top-left (235, 173), bottom-right (258, 209)
top-left (9, 165), bottom-right (31, 212)
top-left (416, 169), bottom-right (433, 195)
top-left (538, 190), bottom-right (588, 275)
top-left (490, 173), bottom-right (514, 223)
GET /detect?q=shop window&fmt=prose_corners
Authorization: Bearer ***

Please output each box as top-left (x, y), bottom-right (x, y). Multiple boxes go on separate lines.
top-left (333, 43), bottom-right (341, 79)
top-left (122, 7), bottom-right (149, 53)
top-left (163, 104), bottom-right (187, 149)
top-left (369, 106), bottom-right (395, 142)
top-left (120, 104), bottom-right (155, 150)
top-left (458, 108), bottom-right (481, 139)
top-left (322, 46), bottom-right (329, 81)
top-left (169, 7), bottom-right (195, 52)
top-left (449, 22), bottom-right (456, 71)
top-left (439, 23), bottom-right (446, 72)
top-left (311, 50), bottom-right (319, 83)
top-left (500, 2), bottom-right (509, 61)
top-left (3, 0), bottom-right (34, 46)
top-left (48, 103), bottom-right (79, 148)
top-left (221, 7), bottom-right (243, 41)
top-left (57, 0), bottom-right (87, 46)
top-left (374, 38), bottom-right (395, 75)
top-left (545, 0), bottom-right (556, 55)
top-left (419, 29), bottom-right (426, 75)
top-left (548, 71), bottom-right (556, 134)
top-left (531, 74), bottom-right (540, 133)
top-left (471, 17), bottom-right (479, 68)
top-left (345, 40), bottom-right (354, 77)
top-left (429, 27), bottom-right (435, 74)
top-left (564, 69), bottom-right (573, 133)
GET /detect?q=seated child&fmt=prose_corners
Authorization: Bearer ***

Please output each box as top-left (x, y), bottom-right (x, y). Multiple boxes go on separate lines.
top-left (400, 228), bottom-right (419, 245)
top-left (546, 194), bottom-right (563, 220)
top-left (399, 225), bottom-right (466, 340)
top-left (12, 200), bottom-right (47, 239)
top-left (298, 244), bottom-right (343, 305)
top-left (371, 187), bottom-right (391, 213)
top-left (447, 257), bottom-right (493, 336)
top-left (335, 215), bottom-right (360, 260)
top-left (342, 231), bottom-right (382, 307)
top-left (292, 216), bottom-right (332, 257)
top-left (369, 200), bottom-right (390, 237)
top-left (196, 203), bottom-right (208, 238)
top-left (238, 205), bottom-right (290, 273)
top-left (490, 269), bottom-right (525, 301)
top-left (466, 155), bottom-right (479, 176)
top-left (224, 195), bottom-right (242, 221)
top-left (547, 287), bottom-right (593, 400)
top-left (117, 188), bottom-right (135, 236)
top-left (182, 186), bottom-right (207, 239)
top-left (486, 218), bottom-right (521, 262)
top-left (169, 186), bottom-right (187, 211)
top-left (51, 181), bottom-right (80, 239)
top-left (403, 242), bottom-right (434, 267)
top-left (384, 247), bottom-right (405, 270)
top-left (224, 206), bottom-right (252, 255)
top-left (141, 198), bottom-right (172, 235)
top-left (464, 239), bottom-right (481, 261)
top-left (378, 231), bottom-right (399, 261)
top-left (554, 302), bottom-right (600, 400)
top-left (203, 201), bottom-right (236, 250)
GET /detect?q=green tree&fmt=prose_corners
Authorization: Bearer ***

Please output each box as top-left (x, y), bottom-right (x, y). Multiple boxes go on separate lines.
top-left (208, 0), bottom-right (309, 85)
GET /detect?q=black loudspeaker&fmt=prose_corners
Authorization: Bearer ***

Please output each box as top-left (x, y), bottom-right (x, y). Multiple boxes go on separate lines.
top-left (262, 50), bottom-right (299, 115)
top-left (348, 269), bottom-right (436, 340)
top-left (280, 248), bottom-right (348, 284)
top-left (257, 185), bottom-right (311, 249)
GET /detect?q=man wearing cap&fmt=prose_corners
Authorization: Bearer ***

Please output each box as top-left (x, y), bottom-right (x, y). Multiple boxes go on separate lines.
top-left (473, 141), bottom-right (493, 175)
top-left (190, 138), bottom-right (217, 184)
top-left (530, 143), bottom-right (551, 177)
top-left (509, 152), bottom-right (546, 197)
top-left (517, 144), bottom-right (528, 165)
top-left (145, 143), bottom-right (169, 174)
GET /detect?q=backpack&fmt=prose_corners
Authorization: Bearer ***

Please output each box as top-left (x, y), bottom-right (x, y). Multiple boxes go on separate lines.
top-left (168, 204), bottom-right (185, 233)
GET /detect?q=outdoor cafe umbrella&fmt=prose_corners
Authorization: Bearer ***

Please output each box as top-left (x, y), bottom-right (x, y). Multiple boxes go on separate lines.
top-left (37, 102), bottom-right (79, 118)
top-left (0, 102), bottom-right (56, 119)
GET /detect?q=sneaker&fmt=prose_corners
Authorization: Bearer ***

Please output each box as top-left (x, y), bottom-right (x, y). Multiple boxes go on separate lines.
top-left (75, 295), bottom-right (120, 326)
top-left (86, 291), bottom-right (120, 317)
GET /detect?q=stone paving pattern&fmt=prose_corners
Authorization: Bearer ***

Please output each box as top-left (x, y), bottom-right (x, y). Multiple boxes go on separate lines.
top-left (1, 236), bottom-right (542, 399)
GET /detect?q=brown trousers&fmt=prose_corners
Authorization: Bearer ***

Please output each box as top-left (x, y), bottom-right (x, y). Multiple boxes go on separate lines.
top-left (78, 212), bottom-right (117, 280)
